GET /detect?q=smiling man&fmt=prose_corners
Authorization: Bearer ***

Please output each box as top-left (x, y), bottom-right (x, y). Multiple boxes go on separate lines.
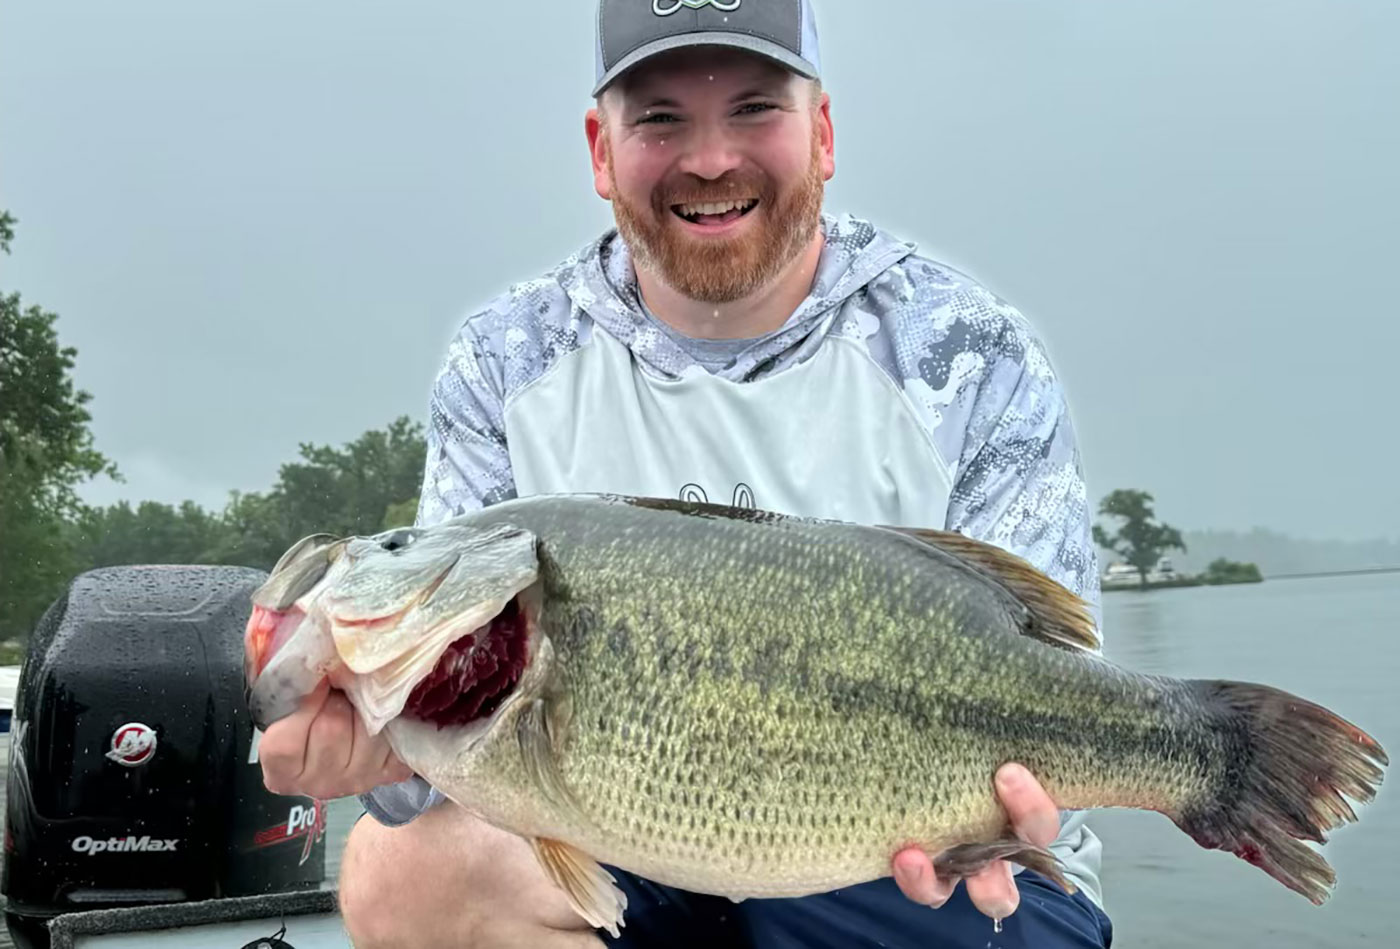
top-left (256, 1), bottom-right (1114, 947)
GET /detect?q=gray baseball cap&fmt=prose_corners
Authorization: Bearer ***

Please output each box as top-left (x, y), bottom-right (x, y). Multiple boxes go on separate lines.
top-left (593, 0), bottom-right (822, 98)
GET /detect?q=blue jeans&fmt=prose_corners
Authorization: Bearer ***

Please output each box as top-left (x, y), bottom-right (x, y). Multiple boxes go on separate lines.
top-left (598, 868), bottom-right (1113, 949)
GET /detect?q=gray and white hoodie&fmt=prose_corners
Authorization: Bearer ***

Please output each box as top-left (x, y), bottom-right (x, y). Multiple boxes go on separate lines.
top-left (363, 212), bottom-right (1105, 907)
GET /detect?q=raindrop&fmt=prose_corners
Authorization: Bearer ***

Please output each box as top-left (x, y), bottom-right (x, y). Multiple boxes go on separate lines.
top-left (993, 918), bottom-right (1003, 934)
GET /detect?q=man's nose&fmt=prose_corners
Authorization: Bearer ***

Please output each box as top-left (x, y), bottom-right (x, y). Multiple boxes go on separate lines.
top-left (675, 122), bottom-right (743, 180)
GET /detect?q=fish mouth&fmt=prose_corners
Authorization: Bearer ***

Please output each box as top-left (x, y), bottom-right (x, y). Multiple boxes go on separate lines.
top-left (398, 588), bottom-right (539, 730)
top-left (246, 603), bottom-right (296, 685)
top-left (245, 604), bottom-right (340, 731)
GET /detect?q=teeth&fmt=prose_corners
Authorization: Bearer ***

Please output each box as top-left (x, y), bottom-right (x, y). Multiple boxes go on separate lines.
top-left (677, 199), bottom-right (757, 218)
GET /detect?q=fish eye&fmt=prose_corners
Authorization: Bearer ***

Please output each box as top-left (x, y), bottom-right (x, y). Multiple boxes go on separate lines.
top-left (377, 528), bottom-right (420, 552)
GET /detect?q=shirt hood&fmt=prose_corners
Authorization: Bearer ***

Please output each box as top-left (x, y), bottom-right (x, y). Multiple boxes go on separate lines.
top-left (556, 212), bottom-right (916, 382)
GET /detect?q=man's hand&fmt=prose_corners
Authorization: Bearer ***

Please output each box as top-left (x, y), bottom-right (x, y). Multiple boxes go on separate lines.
top-left (258, 679), bottom-right (415, 799)
top-left (891, 763), bottom-right (1061, 919)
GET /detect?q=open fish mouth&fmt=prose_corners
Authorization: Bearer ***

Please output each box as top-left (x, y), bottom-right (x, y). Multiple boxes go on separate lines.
top-left (244, 520), bottom-right (542, 734)
top-left (245, 582), bottom-right (541, 735)
top-left (245, 602), bottom-right (312, 683)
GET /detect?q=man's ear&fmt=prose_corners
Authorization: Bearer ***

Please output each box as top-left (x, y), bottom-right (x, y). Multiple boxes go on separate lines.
top-left (585, 107), bottom-right (612, 201)
top-left (815, 90), bottom-right (835, 182)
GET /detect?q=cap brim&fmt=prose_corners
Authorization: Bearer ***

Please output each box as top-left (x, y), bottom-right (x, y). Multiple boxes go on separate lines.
top-left (592, 32), bottom-right (819, 98)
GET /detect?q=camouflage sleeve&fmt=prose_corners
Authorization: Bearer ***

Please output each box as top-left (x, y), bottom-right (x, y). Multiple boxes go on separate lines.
top-left (932, 295), bottom-right (1108, 906)
top-left (939, 300), bottom-right (1103, 636)
top-left (360, 317), bottom-right (517, 828)
top-left (415, 319), bottom-right (519, 525)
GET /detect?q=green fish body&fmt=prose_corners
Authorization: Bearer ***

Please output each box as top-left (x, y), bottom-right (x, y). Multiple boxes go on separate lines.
top-left (246, 494), bottom-right (1388, 936)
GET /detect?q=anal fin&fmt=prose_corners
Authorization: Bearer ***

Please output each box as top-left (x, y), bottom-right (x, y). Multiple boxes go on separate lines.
top-left (930, 838), bottom-right (1076, 895)
top-left (529, 837), bottom-right (628, 938)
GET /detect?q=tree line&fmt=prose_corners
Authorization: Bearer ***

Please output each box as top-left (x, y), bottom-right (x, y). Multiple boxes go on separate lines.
top-left (1, 210), bottom-right (425, 644)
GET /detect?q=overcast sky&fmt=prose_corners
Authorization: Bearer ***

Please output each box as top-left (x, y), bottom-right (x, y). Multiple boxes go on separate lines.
top-left (2, 0), bottom-right (1396, 542)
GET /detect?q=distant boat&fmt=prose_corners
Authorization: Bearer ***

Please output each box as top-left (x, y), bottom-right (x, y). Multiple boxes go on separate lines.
top-left (1103, 558), bottom-right (1186, 590)
top-left (1102, 562), bottom-right (1141, 589)
top-left (0, 665), bottom-right (16, 733)
top-left (1148, 557), bottom-right (1180, 584)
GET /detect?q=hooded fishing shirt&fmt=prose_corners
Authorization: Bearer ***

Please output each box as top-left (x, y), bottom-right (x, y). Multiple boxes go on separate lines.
top-left (362, 212), bottom-right (1106, 908)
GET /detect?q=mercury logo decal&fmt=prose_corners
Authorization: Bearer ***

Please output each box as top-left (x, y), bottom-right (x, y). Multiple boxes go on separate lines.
top-left (653, 0), bottom-right (741, 16)
top-left (105, 722), bottom-right (157, 767)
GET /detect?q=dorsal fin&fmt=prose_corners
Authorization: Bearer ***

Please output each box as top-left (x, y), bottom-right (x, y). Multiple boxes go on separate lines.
top-left (881, 525), bottom-right (1102, 653)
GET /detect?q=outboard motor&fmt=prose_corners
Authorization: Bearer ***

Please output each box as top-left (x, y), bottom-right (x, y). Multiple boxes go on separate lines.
top-left (2, 565), bottom-right (328, 948)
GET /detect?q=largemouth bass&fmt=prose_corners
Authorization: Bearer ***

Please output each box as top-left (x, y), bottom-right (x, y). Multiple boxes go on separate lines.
top-left (244, 494), bottom-right (1387, 936)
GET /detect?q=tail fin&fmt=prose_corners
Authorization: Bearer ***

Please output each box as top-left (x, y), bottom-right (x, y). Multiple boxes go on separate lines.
top-left (1174, 681), bottom-right (1388, 904)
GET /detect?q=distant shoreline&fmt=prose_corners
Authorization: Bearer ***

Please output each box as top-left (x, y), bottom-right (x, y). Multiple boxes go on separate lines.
top-left (1265, 565), bottom-right (1400, 581)
top-left (1102, 564), bottom-right (1400, 592)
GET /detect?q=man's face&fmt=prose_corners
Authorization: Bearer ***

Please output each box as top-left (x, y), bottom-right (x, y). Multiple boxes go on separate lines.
top-left (587, 48), bottom-right (835, 305)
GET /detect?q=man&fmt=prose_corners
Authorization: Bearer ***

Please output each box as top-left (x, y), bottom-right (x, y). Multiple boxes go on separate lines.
top-left (258, 1), bottom-right (1113, 946)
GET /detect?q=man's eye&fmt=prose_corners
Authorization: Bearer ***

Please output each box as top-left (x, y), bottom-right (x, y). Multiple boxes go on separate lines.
top-left (637, 113), bottom-right (678, 125)
top-left (737, 103), bottom-right (776, 115)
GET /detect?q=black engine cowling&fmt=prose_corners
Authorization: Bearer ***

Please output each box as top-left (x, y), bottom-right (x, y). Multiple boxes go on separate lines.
top-left (2, 565), bottom-right (328, 948)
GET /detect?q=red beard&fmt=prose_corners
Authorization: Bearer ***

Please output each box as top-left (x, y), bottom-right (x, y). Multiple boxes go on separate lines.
top-left (608, 127), bottom-right (826, 304)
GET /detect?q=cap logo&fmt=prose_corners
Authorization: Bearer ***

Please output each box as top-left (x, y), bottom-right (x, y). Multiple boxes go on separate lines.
top-left (653, 0), bottom-right (742, 16)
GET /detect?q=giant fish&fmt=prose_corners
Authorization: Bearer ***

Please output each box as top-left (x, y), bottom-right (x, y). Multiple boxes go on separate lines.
top-left (243, 494), bottom-right (1387, 935)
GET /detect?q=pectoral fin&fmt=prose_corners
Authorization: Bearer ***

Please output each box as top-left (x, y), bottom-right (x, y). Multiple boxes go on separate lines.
top-left (517, 692), bottom-right (589, 822)
top-left (528, 837), bottom-right (628, 938)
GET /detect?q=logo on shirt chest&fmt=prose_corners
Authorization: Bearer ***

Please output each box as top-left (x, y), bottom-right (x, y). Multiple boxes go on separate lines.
top-left (679, 481), bottom-right (755, 509)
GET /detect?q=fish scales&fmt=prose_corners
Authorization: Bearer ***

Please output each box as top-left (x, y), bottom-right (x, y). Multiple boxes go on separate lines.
top-left (247, 493), bottom-right (1386, 927)
top-left (460, 498), bottom-right (1206, 896)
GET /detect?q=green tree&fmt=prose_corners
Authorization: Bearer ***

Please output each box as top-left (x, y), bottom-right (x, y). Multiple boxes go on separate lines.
top-left (276, 416), bottom-right (426, 538)
top-left (1091, 489), bottom-right (1186, 588)
top-left (0, 211), bottom-right (119, 640)
top-left (1202, 557), bottom-right (1263, 585)
top-left (72, 499), bottom-right (231, 570)
top-left (207, 417), bottom-right (428, 569)
top-left (206, 488), bottom-right (285, 570)
top-left (382, 496), bottom-right (421, 531)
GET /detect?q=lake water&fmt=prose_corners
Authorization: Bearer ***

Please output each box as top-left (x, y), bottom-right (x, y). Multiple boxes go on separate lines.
top-left (4, 573), bottom-right (1397, 946)
top-left (1085, 573), bottom-right (1398, 946)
